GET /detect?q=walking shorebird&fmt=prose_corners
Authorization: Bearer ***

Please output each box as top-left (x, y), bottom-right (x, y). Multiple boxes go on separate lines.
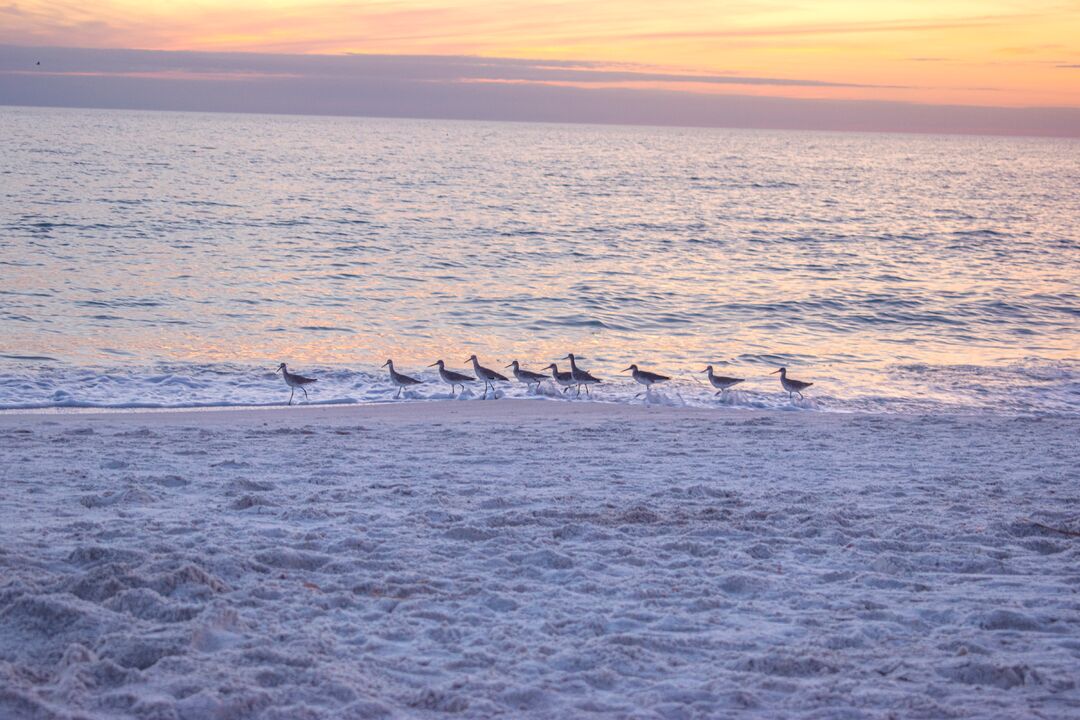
top-left (428, 360), bottom-right (475, 396)
top-left (772, 367), bottom-right (813, 400)
top-left (381, 359), bottom-right (423, 399)
top-left (276, 363), bottom-right (317, 405)
top-left (624, 364), bottom-right (670, 398)
top-left (703, 366), bottom-right (745, 396)
top-left (467, 355), bottom-right (508, 399)
top-left (563, 353), bottom-right (602, 396)
top-left (542, 363), bottom-right (576, 393)
top-left (505, 360), bottom-right (547, 392)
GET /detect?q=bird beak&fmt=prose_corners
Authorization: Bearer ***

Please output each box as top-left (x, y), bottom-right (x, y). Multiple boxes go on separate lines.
top-left (771, 369), bottom-right (781, 374)
top-left (622, 366), bottom-right (632, 372)
top-left (504, 363), bottom-right (513, 369)
top-left (427, 362), bottom-right (438, 367)
top-left (701, 369), bottom-right (708, 373)
top-left (381, 361), bottom-right (389, 368)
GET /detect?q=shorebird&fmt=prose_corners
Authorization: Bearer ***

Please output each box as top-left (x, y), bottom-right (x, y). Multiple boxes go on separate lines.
top-left (772, 367), bottom-right (813, 400)
top-left (428, 360), bottom-right (475, 396)
top-left (381, 359), bottom-right (423, 399)
top-left (542, 363), bottom-right (576, 393)
top-left (276, 363), bottom-right (316, 405)
top-left (563, 353), bottom-right (602, 396)
top-left (467, 355), bottom-right (508, 399)
top-left (703, 366), bottom-right (745, 396)
top-left (624, 364), bottom-right (670, 398)
top-left (505, 360), bottom-right (547, 392)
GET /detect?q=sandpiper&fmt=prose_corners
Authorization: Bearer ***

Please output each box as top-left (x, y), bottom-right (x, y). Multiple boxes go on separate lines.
top-left (467, 355), bottom-right (508, 399)
top-left (276, 363), bottom-right (317, 405)
top-left (428, 360), bottom-right (475, 396)
top-left (563, 353), bottom-right (602, 396)
top-left (505, 360), bottom-right (547, 392)
top-left (772, 367), bottom-right (813, 400)
top-left (703, 366), bottom-right (745, 396)
top-left (381, 359), bottom-right (423, 399)
top-left (542, 363), bottom-right (576, 393)
top-left (624, 364), bottom-right (670, 398)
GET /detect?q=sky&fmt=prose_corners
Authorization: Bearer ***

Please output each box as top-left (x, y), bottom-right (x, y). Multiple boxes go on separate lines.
top-left (2, 0), bottom-right (1079, 135)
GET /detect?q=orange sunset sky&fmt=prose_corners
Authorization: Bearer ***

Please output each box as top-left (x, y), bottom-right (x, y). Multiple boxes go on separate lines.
top-left (3, 0), bottom-right (1079, 108)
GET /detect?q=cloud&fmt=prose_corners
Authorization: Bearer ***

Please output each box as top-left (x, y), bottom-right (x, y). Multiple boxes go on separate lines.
top-left (0, 44), bottom-right (892, 89)
top-left (1, 44), bottom-right (1077, 138)
top-left (574, 14), bottom-right (1039, 43)
top-left (0, 2), bottom-right (1054, 58)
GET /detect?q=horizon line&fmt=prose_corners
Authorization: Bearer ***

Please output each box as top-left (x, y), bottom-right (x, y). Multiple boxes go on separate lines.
top-left (4, 102), bottom-right (1078, 142)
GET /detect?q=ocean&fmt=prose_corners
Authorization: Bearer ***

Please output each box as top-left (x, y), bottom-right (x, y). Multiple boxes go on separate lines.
top-left (1, 106), bottom-right (1077, 413)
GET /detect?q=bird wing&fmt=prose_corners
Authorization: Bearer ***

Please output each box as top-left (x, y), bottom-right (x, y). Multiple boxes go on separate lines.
top-left (444, 370), bottom-right (475, 382)
top-left (715, 376), bottom-right (743, 386)
top-left (294, 375), bottom-right (317, 384)
top-left (489, 371), bottom-right (509, 381)
top-left (402, 374), bottom-right (423, 385)
top-left (520, 370), bottom-right (546, 381)
top-left (641, 372), bottom-right (670, 382)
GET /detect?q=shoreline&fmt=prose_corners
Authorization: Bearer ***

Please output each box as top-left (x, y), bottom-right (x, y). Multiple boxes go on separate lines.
top-left (0, 398), bottom-right (748, 423)
top-left (2, 396), bottom-right (1075, 423)
top-left (3, 358), bottom-right (1076, 418)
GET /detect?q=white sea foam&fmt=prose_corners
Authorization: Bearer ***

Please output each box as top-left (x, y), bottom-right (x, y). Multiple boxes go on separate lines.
top-left (1, 360), bottom-right (1076, 415)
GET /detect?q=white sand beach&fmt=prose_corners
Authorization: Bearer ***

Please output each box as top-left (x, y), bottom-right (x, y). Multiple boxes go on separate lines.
top-left (1, 402), bottom-right (1078, 719)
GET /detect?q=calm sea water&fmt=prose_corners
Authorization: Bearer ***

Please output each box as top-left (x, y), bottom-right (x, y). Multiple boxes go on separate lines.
top-left (1, 106), bottom-right (1077, 413)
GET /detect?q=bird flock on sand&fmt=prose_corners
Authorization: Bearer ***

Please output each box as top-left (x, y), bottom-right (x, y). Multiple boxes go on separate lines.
top-left (275, 357), bottom-right (814, 405)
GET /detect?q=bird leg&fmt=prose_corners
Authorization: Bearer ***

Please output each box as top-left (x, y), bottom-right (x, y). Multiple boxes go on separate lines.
top-left (289, 388), bottom-right (294, 405)
top-left (302, 386), bottom-right (309, 400)
top-left (396, 386), bottom-right (402, 399)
